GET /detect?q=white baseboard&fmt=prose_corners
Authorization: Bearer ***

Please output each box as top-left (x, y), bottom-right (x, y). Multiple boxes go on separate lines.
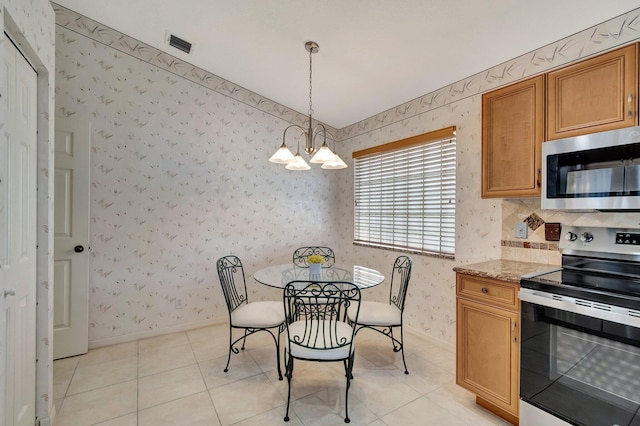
top-left (86, 317), bottom-right (452, 353)
top-left (37, 398), bottom-right (56, 426)
top-left (37, 416), bottom-right (52, 426)
top-left (88, 316), bottom-right (228, 349)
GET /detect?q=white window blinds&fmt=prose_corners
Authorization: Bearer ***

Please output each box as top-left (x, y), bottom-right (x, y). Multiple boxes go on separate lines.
top-left (353, 127), bottom-right (456, 258)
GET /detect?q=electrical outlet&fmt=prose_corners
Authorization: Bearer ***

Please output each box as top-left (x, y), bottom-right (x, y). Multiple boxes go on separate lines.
top-left (515, 222), bottom-right (528, 238)
top-left (175, 298), bottom-right (184, 309)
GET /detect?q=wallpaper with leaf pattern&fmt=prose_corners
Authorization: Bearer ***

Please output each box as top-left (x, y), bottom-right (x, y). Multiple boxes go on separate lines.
top-left (54, 5), bottom-right (640, 350)
top-left (55, 27), bottom-right (346, 345)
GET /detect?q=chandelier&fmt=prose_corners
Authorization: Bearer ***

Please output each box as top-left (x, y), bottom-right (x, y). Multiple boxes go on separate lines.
top-left (269, 41), bottom-right (347, 170)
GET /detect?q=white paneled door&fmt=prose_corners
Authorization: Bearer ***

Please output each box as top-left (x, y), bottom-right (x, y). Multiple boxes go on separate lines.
top-left (54, 116), bottom-right (90, 359)
top-left (1, 40), bottom-right (37, 426)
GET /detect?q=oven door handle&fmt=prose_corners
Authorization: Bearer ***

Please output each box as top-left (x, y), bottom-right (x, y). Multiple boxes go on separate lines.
top-left (518, 288), bottom-right (640, 328)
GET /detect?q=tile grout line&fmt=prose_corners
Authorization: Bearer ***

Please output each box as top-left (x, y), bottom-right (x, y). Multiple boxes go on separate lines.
top-left (188, 329), bottom-right (226, 425)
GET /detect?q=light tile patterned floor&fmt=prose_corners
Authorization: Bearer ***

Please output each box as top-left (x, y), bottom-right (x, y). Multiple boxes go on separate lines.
top-left (53, 324), bottom-right (510, 426)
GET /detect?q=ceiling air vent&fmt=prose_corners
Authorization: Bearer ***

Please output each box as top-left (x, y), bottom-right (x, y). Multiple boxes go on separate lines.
top-left (168, 34), bottom-right (192, 54)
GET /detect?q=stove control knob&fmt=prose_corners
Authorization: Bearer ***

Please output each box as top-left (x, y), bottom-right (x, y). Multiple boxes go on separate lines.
top-left (581, 232), bottom-right (594, 243)
top-left (565, 232), bottom-right (578, 242)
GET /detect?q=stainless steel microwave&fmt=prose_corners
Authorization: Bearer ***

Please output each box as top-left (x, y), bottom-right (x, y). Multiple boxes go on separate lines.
top-left (542, 126), bottom-right (640, 211)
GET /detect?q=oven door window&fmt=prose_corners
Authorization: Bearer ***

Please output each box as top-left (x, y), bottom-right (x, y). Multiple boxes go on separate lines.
top-left (520, 301), bottom-right (640, 426)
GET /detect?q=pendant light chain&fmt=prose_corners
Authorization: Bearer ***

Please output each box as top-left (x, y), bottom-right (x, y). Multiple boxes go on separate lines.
top-left (308, 46), bottom-right (314, 117)
top-left (268, 41), bottom-right (348, 170)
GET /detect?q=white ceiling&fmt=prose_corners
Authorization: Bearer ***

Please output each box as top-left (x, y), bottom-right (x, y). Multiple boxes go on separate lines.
top-left (55, 0), bottom-right (640, 129)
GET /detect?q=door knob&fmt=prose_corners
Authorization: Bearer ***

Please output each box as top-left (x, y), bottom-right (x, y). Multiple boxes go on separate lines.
top-left (4, 288), bottom-right (16, 297)
top-left (74, 245), bottom-right (85, 253)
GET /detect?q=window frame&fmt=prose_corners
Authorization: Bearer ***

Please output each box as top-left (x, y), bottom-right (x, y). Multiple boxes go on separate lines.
top-left (352, 126), bottom-right (457, 259)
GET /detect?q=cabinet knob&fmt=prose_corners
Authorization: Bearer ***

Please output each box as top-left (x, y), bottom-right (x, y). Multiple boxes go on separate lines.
top-left (481, 287), bottom-right (488, 293)
top-left (536, 168), bottom-right (541, 187)
top-left (74, 245), bottom-right (85, 253)
top-left (628, 93), bottom-right (634, 118)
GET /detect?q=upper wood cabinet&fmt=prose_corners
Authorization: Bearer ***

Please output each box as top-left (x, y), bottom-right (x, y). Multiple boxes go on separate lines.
top-left (547, 44), bottom-right (638, 140)
top-left (482, 75), bottom-right (545, 198)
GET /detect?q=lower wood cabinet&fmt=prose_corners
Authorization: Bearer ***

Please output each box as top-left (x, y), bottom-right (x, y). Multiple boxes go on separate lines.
top-left (456, 273), bottom-right (520, 425)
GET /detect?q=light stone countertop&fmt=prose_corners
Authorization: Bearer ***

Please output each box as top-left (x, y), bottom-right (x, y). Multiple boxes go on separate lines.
top-left (453, 259), bottom-right (559, 284)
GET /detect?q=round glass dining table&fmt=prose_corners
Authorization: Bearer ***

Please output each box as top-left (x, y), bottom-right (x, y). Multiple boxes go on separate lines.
top-left (253, 264), bottom-right (385, 289)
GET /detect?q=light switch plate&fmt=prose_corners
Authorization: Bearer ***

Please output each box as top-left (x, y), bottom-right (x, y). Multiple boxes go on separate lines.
top-left (515, 222), bottom-right (528, 238)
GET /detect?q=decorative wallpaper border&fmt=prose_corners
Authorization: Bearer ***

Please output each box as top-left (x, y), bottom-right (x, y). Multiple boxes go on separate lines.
top-left (337, 8), bottom-right (640, 140)
top-left (52, 3), bottom-right (640, 142)
top-left (51, 2), bottom-right (336, 134)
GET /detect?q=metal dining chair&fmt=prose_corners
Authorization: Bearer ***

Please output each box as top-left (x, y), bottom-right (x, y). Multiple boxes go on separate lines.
top-left (216, 255), bottom-right (285, 380)
top-left (282, 281), bottom-right (361, 423)
top-left (292, 246), bottom-right (336, 267)
top-left (348, 255), bottom-right (412, 374)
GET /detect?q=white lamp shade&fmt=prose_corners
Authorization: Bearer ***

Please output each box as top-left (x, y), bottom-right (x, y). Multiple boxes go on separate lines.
top-left (269, 144), bottom-right (295, 164)
top-left (285, 153), bottom-right (311, 170)
top-left (321, 154), bottom-right (348, 169)
top-left (309, 144), bottom-right (337, 164)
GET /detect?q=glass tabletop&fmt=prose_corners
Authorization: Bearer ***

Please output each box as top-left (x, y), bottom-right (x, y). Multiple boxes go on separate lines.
top-left (253, 264), bottom-right (385, 289)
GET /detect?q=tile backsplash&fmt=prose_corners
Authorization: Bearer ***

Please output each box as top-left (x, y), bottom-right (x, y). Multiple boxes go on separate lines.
top-left (501, 198), bottom-right (640, 265)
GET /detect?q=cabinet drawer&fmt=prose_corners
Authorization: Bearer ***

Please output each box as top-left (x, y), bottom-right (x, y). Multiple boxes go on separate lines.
top-left (456, 274), bottom-right (519, 309)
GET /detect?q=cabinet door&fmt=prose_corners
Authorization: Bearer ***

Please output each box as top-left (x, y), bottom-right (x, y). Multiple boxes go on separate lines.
top-left (547, 44), bottom-right (638, 140)
top-left (482, 75), bottom-right (544, 198)
top-left (456, 297), bottom-right (519, 417)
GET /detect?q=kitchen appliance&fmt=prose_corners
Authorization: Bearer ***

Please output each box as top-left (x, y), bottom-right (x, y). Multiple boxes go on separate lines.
top-left (542, 126), bottom-right (640, 211)
top-left (519, 225), bottom-right (640, 426)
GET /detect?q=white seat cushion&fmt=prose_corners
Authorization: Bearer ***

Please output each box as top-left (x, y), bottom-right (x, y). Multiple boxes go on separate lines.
top-left (348, 301), bottom-right (401, 327)
top-left (287, 320), bottom-right (354, 360)
top-left (231, 301), bottom-right (285, 328)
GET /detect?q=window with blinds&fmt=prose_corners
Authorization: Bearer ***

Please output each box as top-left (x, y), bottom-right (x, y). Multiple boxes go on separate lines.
top-left (353, 127), bottom-right (456, 258)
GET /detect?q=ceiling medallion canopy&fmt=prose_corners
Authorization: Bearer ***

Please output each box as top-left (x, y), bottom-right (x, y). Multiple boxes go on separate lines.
top-left (269, 41), bottom-right (347, 171)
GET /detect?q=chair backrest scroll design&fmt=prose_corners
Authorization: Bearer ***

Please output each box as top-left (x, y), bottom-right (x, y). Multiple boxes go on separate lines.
top-left (284, 281), bottom-right (360, 351)
top-left (292, 246), bottom-right (336, 267)
top-left (216, 255), bottom-right (248, 315)
top-left (390, 256), bottom-right (412, 311)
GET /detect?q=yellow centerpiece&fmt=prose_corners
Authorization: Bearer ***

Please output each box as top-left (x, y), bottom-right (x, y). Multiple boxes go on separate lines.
top-left (307, 255), bottom-right (324, 275)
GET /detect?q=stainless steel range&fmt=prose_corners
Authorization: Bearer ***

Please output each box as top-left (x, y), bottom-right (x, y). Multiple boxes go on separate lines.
top-left (519, 225), bottom-right (640, 426)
